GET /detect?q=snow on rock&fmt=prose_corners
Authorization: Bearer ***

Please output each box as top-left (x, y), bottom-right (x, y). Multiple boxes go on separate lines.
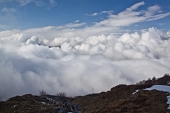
top-left (145, 85), bottom-right (170, 93)
top-left (132, 90), bottom-right (139, 94)
top-left (133, 85), bottom-right (170, 109)
top-left (41, 102), bottom-right (46, 105)
top-left (144, 85), bottom-right (170, 109)
top-left (167, 96), bottom-right (170, 109)
top-left (13, 105), bottom-right (17, 108)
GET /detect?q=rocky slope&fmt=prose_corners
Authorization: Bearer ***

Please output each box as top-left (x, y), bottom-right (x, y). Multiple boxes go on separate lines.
top-left (0, 94), bottom-right (59, 113)
top-left (71, 74), bottom-right (170, 113)
top-left (72, 84), bottom-right (169, 113)
top-left (0, 74), bottom-right (170, 113)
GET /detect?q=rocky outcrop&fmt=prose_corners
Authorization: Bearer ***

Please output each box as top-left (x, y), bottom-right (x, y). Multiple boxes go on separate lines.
top-left (0, 94), bottom-right (82, 113)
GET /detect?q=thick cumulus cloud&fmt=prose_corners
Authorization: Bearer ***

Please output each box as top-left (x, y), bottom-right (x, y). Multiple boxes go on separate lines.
top-left (0, 1), bottom-right (170, 100)
top-left (0, 27), bottom-right (170, 100)
top-left (39, 27), bottom-right (170, 60)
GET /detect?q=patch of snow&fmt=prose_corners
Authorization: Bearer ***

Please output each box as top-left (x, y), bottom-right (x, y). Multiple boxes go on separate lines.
top-left (41, 102), bottom-right (46, 105)
top-left (14, 105), bottom-right (17, 107)
top-left (133, 85), bottom-right (170, 94)
top-left (167, 96), bottom-right (170, 109)
top-left (132, 89), bottom-right (139, 94)
top-left (145, 85), bottom-right (170, 93)
top-left (133, 85), bottom-right (170, 109)
top-left (167, 81), bottom-right (170, 85)
top-left (145, 85), bottom-right (170, 109)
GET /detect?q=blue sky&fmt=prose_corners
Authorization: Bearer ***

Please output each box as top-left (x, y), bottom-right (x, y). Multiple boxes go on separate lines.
top-left (0, 0), bottom-right (170, 31)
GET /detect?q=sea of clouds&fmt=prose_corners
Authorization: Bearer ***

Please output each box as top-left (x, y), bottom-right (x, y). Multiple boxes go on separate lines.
top-left (0, 27), bottom-right (170, 100)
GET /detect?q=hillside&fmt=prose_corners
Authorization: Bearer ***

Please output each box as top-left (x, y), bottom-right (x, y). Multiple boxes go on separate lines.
top-left (71, 74), bottom-right (170, 113)
top-left (72, 84), bottom-right (168, 113)
top-left (0, 74), bottom-right (170, 113)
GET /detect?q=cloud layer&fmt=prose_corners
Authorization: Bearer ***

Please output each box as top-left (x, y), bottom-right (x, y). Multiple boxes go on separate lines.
top-left (0, 27), bottom-right (170, 101)
top-left (0, 1), bottom-right (170, 101)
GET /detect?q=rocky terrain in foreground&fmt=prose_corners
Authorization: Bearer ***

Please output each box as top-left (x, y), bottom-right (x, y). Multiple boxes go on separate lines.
top-left (72, 84), bottom-right (168, 113)
top-left (0, 74), bottom-right (170, 113)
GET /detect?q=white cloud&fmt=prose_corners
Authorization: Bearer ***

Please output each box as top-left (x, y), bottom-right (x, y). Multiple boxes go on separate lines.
top-left (90, 12), bottom-right (98, 16)
top-left (0, 1), bottom-right (170, 101)
top-left (1, 7), bottom-right (16, 13)
top-left (148, 4), bottom-right (161, 15)
top-left (26, 36), bottom-right (39, 44)
top-left (167, 31), bottom-right (170, 37)
top-left (89, 10), bottom-right (113, 16)
top-left (1, 1), bottom-right (170, 34)
top-left (64, 22), bottom-right (86, 28)
top-left (0, 0), bottom-right (56, 7)
top-left (0, 0), bottom-right (13, 2)
top-left (74, 20), bottom-right (80, 23)
top-left (17, 0), bottom-right (35, 6)
top-left (127, 1), bottom-right (145, 11)
top-left (0, 27), bottom-right (170, 100)
top-left (101, 10), bottom-right (113, 15)
top-left (146, 13), bottom-right (170, 21)
top-left (49, 0), bottom-right (55, 5)
top-left (22, 0), bottom-right (56, 7)
top-left (94, 2), bottom-right (170, 27)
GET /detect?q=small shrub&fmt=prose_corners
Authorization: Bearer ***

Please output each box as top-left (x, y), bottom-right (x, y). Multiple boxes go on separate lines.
top-left (39, 90), bottom-right (48, 96)
top-left (56, 92), bottom-right (66, 97)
